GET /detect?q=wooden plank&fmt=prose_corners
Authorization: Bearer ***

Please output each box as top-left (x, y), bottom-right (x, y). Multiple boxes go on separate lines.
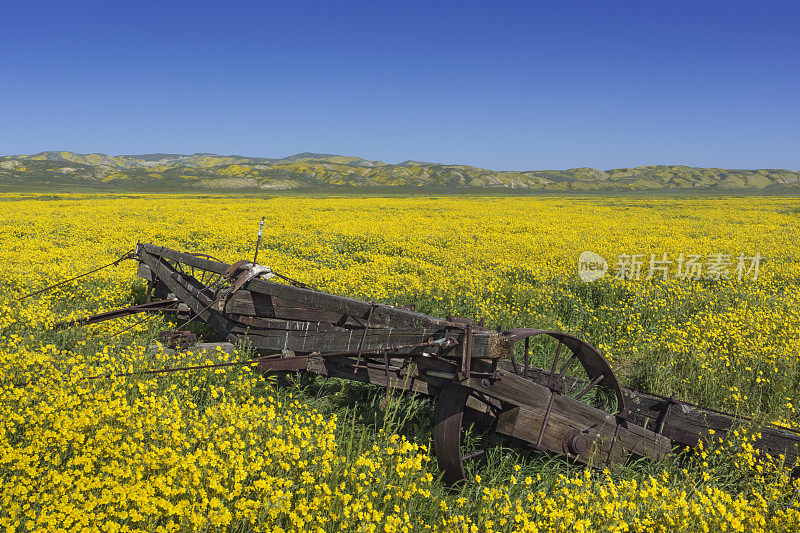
top-left (138, 249), bottom-right (239, 344)
top-left (232, 315), bottom-right (343, 331)
top-left (138, 243), bottom-right (229, 275)
top-left (136, 262), bottom-right (153, 281)
top-left (235, 326), bottom-right (442, 355)
top-left (245, 276), bottom-right (452, 329)
top-left (497, 360), bottom-right (800, 467)
top-left (232, 325), bottom-right (504, 359)
top-left (222, 290), bottom-right (276, 316)
top-left (302, 355), bottom-right (491, 414)
top-left (624, 389), bottom-right (800, 466)
top-left (305, 355), bottom-right (446, 397)
top-left (138, 242), bottom-right (456, 330)
top-left (257, 356), bottom-right (310, 372)
top-left (470, 371), bottom-right (669, 464)
top-left (223, 291), bottom-right (360, 325)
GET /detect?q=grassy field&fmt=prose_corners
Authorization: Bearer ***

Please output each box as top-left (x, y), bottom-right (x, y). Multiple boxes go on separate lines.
top-left (1, 194), bottom-right (799, 532)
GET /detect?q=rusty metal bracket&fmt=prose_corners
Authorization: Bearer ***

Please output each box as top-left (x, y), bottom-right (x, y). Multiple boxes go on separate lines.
top-left (158, 330), bottom-right (197, 349)
top-left (461, 324), bottom-right (473, 377)
top-left (352, 304), bottom-right (376, 373)
top-left (656, 395), bottom-right (680, 435)
top-left (534, 388), bottom-right (558, 452)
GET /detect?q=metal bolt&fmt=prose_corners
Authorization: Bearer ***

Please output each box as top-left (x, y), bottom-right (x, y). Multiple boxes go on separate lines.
top-left (564, 429), bottom-right (588, 455)
top-left (481, 378), bottom-right (491, 388)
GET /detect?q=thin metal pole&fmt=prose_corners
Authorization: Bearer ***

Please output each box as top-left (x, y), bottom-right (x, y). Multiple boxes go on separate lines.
top-left (523, 337), bottom-right (530, 379)
top-left (253, 216), bottom-right (266, 264)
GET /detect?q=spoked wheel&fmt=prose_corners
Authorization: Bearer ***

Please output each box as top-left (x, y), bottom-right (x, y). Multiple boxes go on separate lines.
top-left (433, 330), bottom-right (627, 485)
top-left (433, 383), bottom-right (503, 485)
top-left (503, 329), bottom-right (625, 415)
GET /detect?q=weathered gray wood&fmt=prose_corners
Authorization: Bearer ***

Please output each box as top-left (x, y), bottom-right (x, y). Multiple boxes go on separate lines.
top-left (305, 355), bottom-right (445, 397)
top-left (136, 263), bottom-right (153, 281)
top-left (498, 405), bottom-right (670, 464)
top-left (234, 326), bottom-right (441, 354)
top-left (222, 290), bottom-right (276, 316)
top-left (233, 324), bottom-right (505, 359)
top-left (138, 242), bottom-right (456, 330)
top-left (246, 276), bottom-right (448, 329)
top-left (470, 371), bottom-right (669, 464)
top-left (223, 291), bottom-right (361, 325)
top-left (138, 250), bottom-right (239, 344)
top-left (257, 355), bottom-right (310, 372)
top-left (232, 315), bottom-right (343, 331)
top-left (302, 355), bottom-right (495, 415)
top-left (624, 389), bottom-right (800, 467)
top-left (498, 360), bottom-right (800, 467)
top-left (138, 244), bottom-right (229, 275)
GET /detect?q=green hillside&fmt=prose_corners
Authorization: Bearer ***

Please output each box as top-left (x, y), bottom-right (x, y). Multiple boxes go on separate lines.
top-left (1, 151), bottom-right (798, 191)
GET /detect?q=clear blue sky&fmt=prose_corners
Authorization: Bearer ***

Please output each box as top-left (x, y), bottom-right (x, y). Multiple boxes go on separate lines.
top-left (2, 1), bottom-right (798, 170)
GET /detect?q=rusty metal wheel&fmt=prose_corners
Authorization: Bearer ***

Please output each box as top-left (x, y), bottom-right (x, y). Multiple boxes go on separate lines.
top-left (433, 329), bottom-right (627, 485)
top-left (502, 329), bottom-right (626, 415)
top-left (433, 382), bottom-right (502, 485)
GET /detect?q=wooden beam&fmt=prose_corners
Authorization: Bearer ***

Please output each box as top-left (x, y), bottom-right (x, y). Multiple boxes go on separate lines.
top-left (470, 371), bottom-right (669, 464)
top-left (138, 243), bottom-right (229, 275)
top-left (138, 242), bottom-right (457, 330)
top-left (232, 324), bottom-right (505, 359)
top-left (138, 249), bottom-right (238, 343)
top-left (497, 360), bottom-right (800, 466)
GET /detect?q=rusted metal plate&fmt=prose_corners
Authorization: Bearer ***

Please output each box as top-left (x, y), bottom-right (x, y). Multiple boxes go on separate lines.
top-left (433, 383), bottom-right (471, 485)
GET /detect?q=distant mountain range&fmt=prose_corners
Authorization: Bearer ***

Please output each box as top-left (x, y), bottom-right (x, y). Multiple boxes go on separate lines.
top-left (1, 151), bottom-right (798, 191)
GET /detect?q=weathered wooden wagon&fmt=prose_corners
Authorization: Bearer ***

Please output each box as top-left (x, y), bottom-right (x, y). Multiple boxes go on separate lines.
top-left (59, 242), bottom-right (800, 483)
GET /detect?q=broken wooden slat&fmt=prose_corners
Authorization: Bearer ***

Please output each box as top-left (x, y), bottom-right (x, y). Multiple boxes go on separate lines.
top-left (138, 242), bottom-right (456, 330)
top-left (223, 290), bottom-right (361, 326)
top-left (233, 325), bottom-right (506, 359)
top-left (498, 360), bottom-right (800, 467)
top-left (468, 371), bottom-right (669, 464)
top-left (137, 250), bottom-right (239, 344)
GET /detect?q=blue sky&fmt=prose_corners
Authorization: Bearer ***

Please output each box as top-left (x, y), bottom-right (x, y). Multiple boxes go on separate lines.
top-left (1, 1), bottom-right (798, 170)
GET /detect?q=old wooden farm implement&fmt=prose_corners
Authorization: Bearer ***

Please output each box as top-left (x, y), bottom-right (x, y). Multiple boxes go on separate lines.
top-left (56, 243), bottom-right (800, 483)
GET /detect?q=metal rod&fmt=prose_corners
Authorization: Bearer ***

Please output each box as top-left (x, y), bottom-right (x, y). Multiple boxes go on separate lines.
top-left (462, 449), bottom-right (485, 462)
top-left (53, 298), bottom-right (178, 329)
top-left (535, 391), bottom-right (557, 449)
top-left (462, 325), bottom-right (473, 377)
top-left (17, 252), bottom-right (133, 301)
top-left (575, 374), bottom-right (605, 400)
top-left (383, 352), bottom-right (391, 401)
top-left (556, 353), bottom-right (577, 382)
top-left (253, 216), bottom-right (265, 264)
top-left (546, 341), bottom-right (562, 388)
top-left (353, 305), bottom-right (375, 373)
top-left (606, 423), bottom-right (622, 465)
top-left (523, 337), bottom-right (529, 379)
top-left (656, 402), bottom-right (674, 435)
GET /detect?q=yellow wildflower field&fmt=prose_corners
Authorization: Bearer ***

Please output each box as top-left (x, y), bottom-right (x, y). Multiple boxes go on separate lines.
top-left (0, 194), bottom-right (798, 532)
